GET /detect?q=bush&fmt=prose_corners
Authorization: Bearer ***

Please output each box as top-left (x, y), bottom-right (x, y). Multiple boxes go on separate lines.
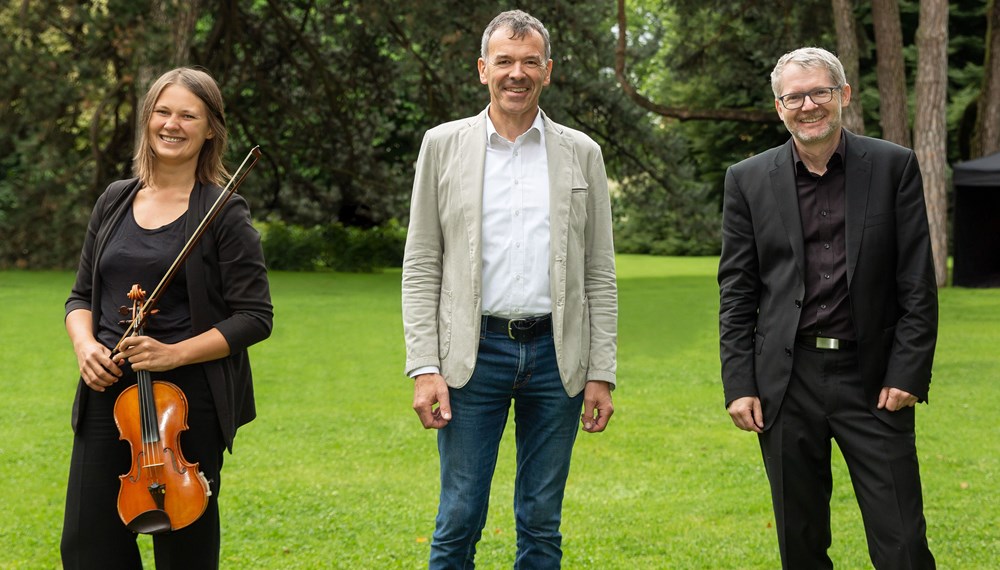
top-left (257, 219), bottom-right (405, 272)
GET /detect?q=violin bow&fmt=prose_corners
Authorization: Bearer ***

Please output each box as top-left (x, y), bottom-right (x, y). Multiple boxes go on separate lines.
top-left (113, 145), bottom-right (263, 353)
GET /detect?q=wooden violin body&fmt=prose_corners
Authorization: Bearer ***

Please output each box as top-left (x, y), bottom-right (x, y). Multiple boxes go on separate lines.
top-left (114, 376), bottom-right (211, 534)
top-left (113, 285), bottom-right (210, 534)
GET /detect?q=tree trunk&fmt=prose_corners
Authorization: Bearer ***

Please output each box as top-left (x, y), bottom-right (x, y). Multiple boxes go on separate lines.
top-left (975, 0), bottom-right (1000, 157)
top-left (169, 0), bottom-right (201, 67)
top-left (139, 1), bottom-right (202, 89)
top-left (871, 0), bottom-right (911, 147)
top-left (914, 0), bottom-right (949, 287)
top-left (831, 0), bottom-right (865, 134)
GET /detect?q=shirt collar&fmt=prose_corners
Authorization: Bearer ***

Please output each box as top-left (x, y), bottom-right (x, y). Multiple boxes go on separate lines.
top-left (486, 107), bottom-right (545, 148)
top-left (792, 130), bottom-right (847, 174)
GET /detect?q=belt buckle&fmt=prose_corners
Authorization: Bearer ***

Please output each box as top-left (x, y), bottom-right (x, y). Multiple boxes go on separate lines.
top-left (815, 337), bottom-right (840, 350)
top-left (507, 318), bottom-right (533, 341)
top-left (507, 319), bottom-right (520, 340)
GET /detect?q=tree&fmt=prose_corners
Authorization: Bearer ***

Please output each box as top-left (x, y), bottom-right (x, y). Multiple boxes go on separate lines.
top-left (0, 0), bottom-right (161, 268)
top-left (914, 0), bottom-right (949, 286)
top-left (613, 0), bottom-right (776, 123)
top-left (0, 0), bottom-right (995, 267)
top-left (871, 0), bottom-right (911, 147)
top-left (831, 0), bottom-right (866, 133)
top-left (974, 0), bottom-right (1000, 157)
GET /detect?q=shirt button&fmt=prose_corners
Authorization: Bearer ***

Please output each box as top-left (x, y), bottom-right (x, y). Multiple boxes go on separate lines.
top-left (824, 274), bottom-right (831, 279)
top-left (824, 243), bottom-right (831, 249)
top-left (820, 304), bottom-right (827, 309)
top-left (514, 210), bottom-right (520, 216)
top-left (515, 242), bottom-right (521, 248)
top-left (821, 210), bottom-right (828, 217)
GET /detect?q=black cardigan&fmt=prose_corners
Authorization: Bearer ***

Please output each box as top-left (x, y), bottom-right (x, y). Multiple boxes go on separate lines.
top-left (66, 178), bottom-right (273, 450)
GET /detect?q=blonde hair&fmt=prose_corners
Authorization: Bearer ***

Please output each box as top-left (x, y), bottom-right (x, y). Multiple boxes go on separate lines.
top-left (132, 67), bottom-right (229, 186)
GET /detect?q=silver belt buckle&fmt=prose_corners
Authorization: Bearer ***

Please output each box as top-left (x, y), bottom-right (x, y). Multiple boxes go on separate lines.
top-left (507, 319), bottom-right (520, 340)
top-left (815, 337), bottom-right (840, 350)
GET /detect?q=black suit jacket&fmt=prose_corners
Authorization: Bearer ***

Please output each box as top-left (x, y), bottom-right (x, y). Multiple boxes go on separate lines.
top-left (66, 178), bottom-right (273, 450)
top-left (718, 130), bottom-right (938, 431)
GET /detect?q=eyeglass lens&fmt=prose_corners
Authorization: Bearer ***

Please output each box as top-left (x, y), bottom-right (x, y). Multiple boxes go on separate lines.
top-left (781, 88), bottom-right (835, 109)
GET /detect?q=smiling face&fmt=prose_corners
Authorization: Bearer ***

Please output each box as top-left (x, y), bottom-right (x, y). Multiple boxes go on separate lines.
top-left (478, 26), bottom-right (552, 134)
top-left (775, 63), bottom-right (851, 147)
top-left (147, 84), bottom-right (214, 170)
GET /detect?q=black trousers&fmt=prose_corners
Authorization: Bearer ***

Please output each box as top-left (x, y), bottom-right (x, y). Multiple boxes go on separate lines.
top-left (61, 364), bottom-right (224, 570)
top-left (758, 343), bottom-right (935, 570)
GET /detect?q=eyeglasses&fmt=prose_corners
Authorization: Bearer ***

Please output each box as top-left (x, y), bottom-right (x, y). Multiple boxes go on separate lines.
top-left (777, 86), bottom-right (843, 110)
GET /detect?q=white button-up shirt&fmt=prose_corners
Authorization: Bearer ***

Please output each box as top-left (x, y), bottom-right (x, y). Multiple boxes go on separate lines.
top-left (482, 111), bottom-right (551, 318)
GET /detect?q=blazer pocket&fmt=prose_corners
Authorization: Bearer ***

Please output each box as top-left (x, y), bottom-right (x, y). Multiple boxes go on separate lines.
top-left (864, 211), bottom-right (895, 227)
top-left (569, 187), bottom-right (589, 242)
top-left (438, 288), bottom-right (454, 359)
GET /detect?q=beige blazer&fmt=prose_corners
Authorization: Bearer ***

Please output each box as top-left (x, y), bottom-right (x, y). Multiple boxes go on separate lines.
top-left (402, 108), bottom-right (617, 397)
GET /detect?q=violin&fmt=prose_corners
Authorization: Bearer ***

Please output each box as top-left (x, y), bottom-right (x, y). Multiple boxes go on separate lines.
top-left (114, 285), bottom-right (210, 534)
top-left (110, 146), bottom-right (262, 534)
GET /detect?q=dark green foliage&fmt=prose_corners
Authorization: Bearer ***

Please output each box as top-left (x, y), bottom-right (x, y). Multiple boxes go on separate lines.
top-left (257, 220), bottom-right (326, 271)
top-left (257, 219), bottom-right (405, 272)
top-left (317, 220), bottom-right (406, 272)
top-left (0, 0), bottom-right (156, 268)
top-left (0, 1), bottom-right (993, 268)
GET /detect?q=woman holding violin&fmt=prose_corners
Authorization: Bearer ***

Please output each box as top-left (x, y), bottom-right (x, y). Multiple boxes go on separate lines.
top-left (61, 67), bottom-right (272, 569)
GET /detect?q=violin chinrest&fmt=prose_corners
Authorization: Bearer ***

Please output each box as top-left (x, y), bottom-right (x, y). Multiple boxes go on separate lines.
top-left (125, 509), bottom-right (173, 535)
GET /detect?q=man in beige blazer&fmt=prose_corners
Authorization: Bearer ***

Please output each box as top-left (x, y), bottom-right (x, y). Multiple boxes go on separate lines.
top-left (401, 9), bottom-right (617, 568)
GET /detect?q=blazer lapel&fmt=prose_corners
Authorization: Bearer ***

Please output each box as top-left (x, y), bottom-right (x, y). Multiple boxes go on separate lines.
top-left (843, 130), bottom-right (872, 287)
top-left (459, 111), bottom-right (488, 280)
top-left (770, 139), bottom-right (806, 280)
top-left (543, 110), bottom-right (575, 258)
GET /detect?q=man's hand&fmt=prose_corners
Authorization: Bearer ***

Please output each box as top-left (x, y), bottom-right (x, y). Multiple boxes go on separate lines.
top-left (877, 387), bottom-right (918, 412)
top-left (413, 373), bottom-right (451, 429)
top-left (581, 381), bottom-right (614, 433)
top-left (727, 396), bottom-right (764, 433)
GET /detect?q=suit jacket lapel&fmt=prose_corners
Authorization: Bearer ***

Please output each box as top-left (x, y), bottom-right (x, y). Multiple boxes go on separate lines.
top-left (460, 111), bottom-right (488, 279)
top-left (771, 139), bottom-right (806, 281)
top-left (843, 130), bottom-right (871, 287)
top-left (543, 110), bottom-right (574, 258)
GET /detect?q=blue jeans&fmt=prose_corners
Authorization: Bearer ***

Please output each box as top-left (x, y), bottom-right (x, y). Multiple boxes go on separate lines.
top-left (429, 324), bottom-right (584, 569)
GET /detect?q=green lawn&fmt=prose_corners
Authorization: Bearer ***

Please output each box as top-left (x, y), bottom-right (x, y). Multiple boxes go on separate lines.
top-left (1, 256), bottom-right (997, 568)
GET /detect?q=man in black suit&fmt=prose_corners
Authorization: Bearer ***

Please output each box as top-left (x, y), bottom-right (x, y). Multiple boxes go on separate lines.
top-left (718, 47), bottom-right (937, 569)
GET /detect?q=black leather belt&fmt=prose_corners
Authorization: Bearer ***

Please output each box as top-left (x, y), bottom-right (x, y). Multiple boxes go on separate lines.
top-left (797, 335), bottom-right (856, 350)
top-left (483, 314), bottom-right (552, 342)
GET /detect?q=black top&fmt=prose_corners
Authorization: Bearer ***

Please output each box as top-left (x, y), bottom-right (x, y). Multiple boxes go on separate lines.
top-left (97, 207), bottom-right (192, 349)
top-left (793, 135), bottom-right (854, 340)
top-left (67, 178), bottom-right (273, 449)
